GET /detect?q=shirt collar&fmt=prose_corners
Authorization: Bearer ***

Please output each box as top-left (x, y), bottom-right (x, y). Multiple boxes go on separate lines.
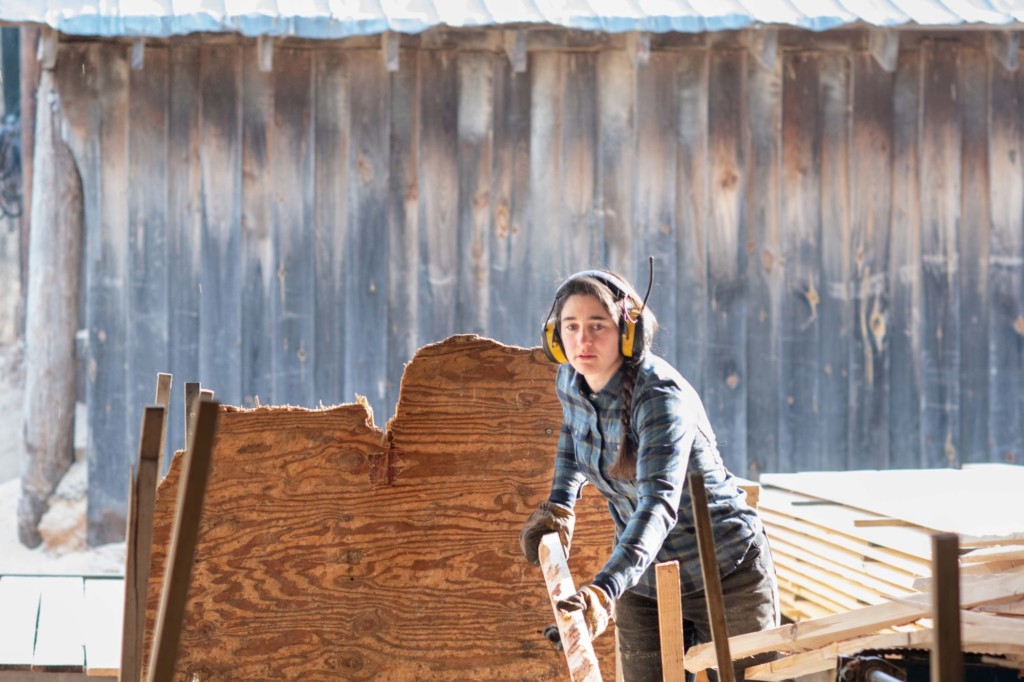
top-left (570, 363), bottom-right (626, 402)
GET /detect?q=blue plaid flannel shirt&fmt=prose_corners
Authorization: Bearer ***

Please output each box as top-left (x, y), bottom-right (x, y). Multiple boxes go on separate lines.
top-left (548, 354), bottom-right (762, 600)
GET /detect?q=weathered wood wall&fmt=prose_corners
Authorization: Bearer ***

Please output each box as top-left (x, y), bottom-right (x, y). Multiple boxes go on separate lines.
top-left (49, 29), bottom-right (1024, 543)
top-left (141, 337), bottom-right (619, 681)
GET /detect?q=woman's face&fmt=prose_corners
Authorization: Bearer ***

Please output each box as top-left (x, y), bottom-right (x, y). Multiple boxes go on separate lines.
top-left (559, 293), bottom-right (624, 392)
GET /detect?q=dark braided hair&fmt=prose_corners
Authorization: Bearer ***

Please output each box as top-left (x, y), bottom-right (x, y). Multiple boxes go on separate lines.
top-left (550, 271), bottom-right (658, 481)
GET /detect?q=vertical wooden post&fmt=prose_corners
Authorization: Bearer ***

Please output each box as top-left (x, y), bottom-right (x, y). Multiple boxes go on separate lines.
top-left (931, 533), bottom-right (963, 682)
top-left (183, 382), bottom-right (200, 451)
top-left (538, 533), bottom-right (603, 682)
top-left (153, 373), bottom-right (172, 474)
top-left (147, 399), bottom-right (219, 682)
top-left (119, 405), bottom-right (165, 682)
top-left (655, 560), bottom-right (686, 681)
top-left (689, 472), bottom-right (735, 682)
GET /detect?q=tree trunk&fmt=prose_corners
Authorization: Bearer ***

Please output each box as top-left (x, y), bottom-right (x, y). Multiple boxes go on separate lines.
top-left (19, 66), bottom-right (83, 547)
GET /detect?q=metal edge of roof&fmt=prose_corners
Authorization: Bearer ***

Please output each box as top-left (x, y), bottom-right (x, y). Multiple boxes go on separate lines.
top-left (7, 4), bottom-right (1024, 38)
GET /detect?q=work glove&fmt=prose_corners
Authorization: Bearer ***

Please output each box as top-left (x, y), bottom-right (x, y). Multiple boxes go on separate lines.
top-left (519, 500), bottom-right (575, 565)
top-left (556, 584), bottom-right (614, 641)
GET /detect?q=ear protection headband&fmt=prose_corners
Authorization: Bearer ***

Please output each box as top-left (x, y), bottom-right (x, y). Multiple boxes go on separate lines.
top-left (542, 270), bottom-right (646, 364)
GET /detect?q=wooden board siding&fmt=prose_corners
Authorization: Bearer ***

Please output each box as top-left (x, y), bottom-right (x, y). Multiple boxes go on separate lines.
top-left (51, 32), bottom-right (1024, 540)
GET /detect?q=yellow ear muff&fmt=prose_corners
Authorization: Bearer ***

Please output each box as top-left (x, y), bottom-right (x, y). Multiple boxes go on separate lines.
top-left (620, 314), bottom-right (637, 358)
top-left (543, 318), bottom-right (568, 364)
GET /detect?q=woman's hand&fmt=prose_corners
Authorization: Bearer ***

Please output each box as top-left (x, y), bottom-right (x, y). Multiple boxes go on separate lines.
top-left (519, 501), bottom-right (575, 565)
top-left (556, 584), bottom-right (614, 640)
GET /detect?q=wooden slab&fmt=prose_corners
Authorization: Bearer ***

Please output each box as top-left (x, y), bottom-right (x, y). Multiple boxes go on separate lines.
top-left (760, 466), bottom-right (1024, 542)
top-left (141, 337), bottom-right (618, 680)
top-left (0, 576), bottom-right (44, 669)
top-left (84, 579), bottom-right (123, 676)
top-left (32, 577), bottom-right (85, 672)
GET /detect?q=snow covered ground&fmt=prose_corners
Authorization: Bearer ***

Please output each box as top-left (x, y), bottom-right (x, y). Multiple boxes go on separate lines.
top-left (0, 339), bottom-right (124, 576)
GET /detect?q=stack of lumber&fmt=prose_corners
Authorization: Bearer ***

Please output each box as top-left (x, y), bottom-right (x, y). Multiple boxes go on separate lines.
top-left (684, 465), bottom-right (1024, 680)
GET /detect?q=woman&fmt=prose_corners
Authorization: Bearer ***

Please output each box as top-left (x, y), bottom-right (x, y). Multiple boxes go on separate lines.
top-left (520, 269), bottom-right (779, 681)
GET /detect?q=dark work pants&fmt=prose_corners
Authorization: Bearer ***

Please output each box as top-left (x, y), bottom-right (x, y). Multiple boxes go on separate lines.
top-left (614, 532), bottom-right (781, 682)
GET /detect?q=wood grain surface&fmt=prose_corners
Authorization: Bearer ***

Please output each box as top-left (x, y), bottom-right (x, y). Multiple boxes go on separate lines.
top-left (142, 336), bottom-right (618, 680)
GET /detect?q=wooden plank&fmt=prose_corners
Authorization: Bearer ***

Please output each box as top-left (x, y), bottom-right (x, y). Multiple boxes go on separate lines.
top-left (455, 51), bottom-right (494, 335)
top-left (33, 577), bottom-right (85, 671)
top-left (417, 49), bottom-right (458, 346)
top-left (849, 53), bottom-right (893, 469)
top-left (655, 561), bottom-right (685, 681)
top-left (705, 49), bottom-right (747, 474)
top-left (888, 48), bottom-right (924, 469)
top-left (271, 47), bottom-right (315, 406)
top-left (385, 47), bottom-right (419, 408)
top-left (560, 51), bottom-right (599, 274)
top-left (675, 48), bottom-right (708, 393)
top-left (988, 49), bottom-right (1024, 466)
top-left (344, 49), bottom-right (390, 420)
top-left (780, 51), bottom-right (822, 473)
top-left (690, 472), bottom-right (734, 682)
top-left (0, 576), bottom-right (43, 669)
top-left (744, 630), bottom-right (935, 681)
top-left (596, 48), bottom-right (635, 277)
top-left (87, 43), bottom-right (131, 544)
top-left (488, 48), bottom-right (532, 346)
top-left (538, 534), bottom-right (602, 682)
top-left (154, 374), bottom-right (172, 475)
top-left (931, 533), bottom-right (963, 682)
top-left (635, 51), bottom-right (678, 361)
top-left (147, 400), bottom-right (219, 682)
top-left (685, 569), bottom-right (1024, 672)
top-left (919, 40), bottom-right (962, 468)
top-left (759, 486), bottom-right (935, 561)
top-left (166, 43), bottom-right (201, 465)
top-left (183, 382), bottom-right (200, 449)
top-left (528, 52), bottom-right (568, 308)
top-left (958, 46), bottom-right (991, 465)
top-left (239, 42), bottom-right (276, 408)
top-left (769, 538), bottom-right (918, 602)
top-left (198, 44), bottom-right (242, 407)
top-left (127, 45), bottom-right (170, 473)
top-left (120, 406), bottom-right (164, 682)
top-left (84, 579), bottom-right (124, 677)
top-left (817, 51), bottom-right (851, 469)
top-left (743, 47), bottom-right (782, 477)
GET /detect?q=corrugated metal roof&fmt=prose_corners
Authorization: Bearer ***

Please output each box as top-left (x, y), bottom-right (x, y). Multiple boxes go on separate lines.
top-left (2, 0), bottom-right (1024, 38)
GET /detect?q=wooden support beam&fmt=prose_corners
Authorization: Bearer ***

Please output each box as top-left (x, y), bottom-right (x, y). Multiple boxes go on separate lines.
top-left (147, 399), bottom-right (220, 682)
top-left (120, 405), bottom-right (165, 682)
top-left (987, 31), bottom-right (1020, 72)
top-left (539, 533), bottom-right (603, 682)
top-left (655, 561), bottom-right (685, 681)
top-left (626, 31), bottom-right (650, 68)
top-left (931, 533), bottom-right (963, 682)
top-left (504, 29), bottom-right (527, 73)
top-left (869, 28), bottom-right (899, 73)
top-left (131, 38), bottom-right (145, 70)
top-left (154, 373), bottom-right (172, 474)
top-left (382, 32), bottom-right (399, 72)
top-left (689, 472), bottom-right (735, 682)
top-left (257, 35), bottom-right (273, 72)
top-left (746, 28), bottom-right (778, 72)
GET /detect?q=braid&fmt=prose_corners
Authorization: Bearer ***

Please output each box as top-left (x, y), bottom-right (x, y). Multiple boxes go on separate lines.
top-left (609, 360), bottom-right (640, 480)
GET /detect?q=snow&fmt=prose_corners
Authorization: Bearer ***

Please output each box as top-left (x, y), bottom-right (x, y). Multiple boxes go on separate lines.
top-left (0, 340), bottom-right (125, 577)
